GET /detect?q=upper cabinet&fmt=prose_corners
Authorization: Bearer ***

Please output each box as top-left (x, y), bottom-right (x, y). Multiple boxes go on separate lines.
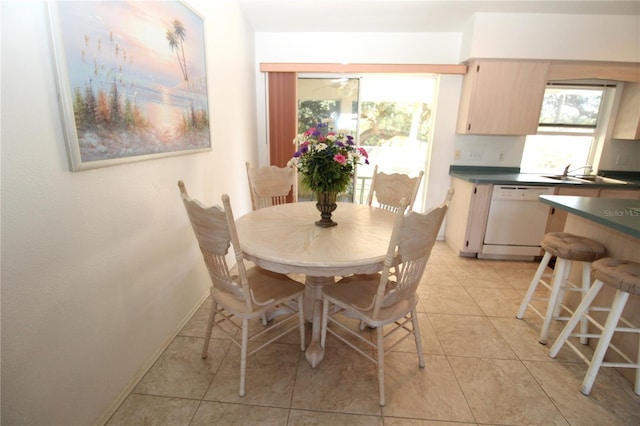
top-left (456, 60), bottom-right (550, 135)
top-left (612, 82), bottom-right (640, 140)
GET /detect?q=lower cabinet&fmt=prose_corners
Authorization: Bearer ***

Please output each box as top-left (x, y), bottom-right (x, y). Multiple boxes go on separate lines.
top-left (445, 177), bottom-right (492, 256)
top-left (447, 180), bottom-right (639, 257)
top-left (599, 188), bottom-right (640, 200)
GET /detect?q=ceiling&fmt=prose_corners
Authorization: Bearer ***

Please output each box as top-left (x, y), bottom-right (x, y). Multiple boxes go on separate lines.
top-left (238, 0), bottom-right (640, 32)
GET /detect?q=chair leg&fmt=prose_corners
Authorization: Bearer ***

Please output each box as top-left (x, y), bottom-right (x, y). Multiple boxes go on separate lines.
top-left (635, 342), bottom-right (640, 396)
top-left (549, 280), bottom-right (604, 358)
top-left (551, 259), bottom-right (571, 318)
top-left (517, 251), bottom-right (551, 319)
top-left (411, 308), bottom-right (425, 368)
top-left (239, 318), bottom-right (249, 398)
top-left (298, 295), bottom-right (306, 351)
top-left (579, 262), bottom-right (591, 345)
top-left (540, 258), bottom-right (569, 345)
top-left (376, 326), bottom-right (386, 407)
top-left (581, 290), bottom-right (629, 396)
top-left (201, 299), bottom-right (217, 359)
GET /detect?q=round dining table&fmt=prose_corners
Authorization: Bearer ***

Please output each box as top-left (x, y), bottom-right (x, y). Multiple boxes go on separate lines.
top-left (235, 201), bottom-right (396, 367)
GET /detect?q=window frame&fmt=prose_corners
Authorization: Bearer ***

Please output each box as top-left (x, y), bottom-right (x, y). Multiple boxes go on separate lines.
top-left (520, 81), bottom-right (619, 174)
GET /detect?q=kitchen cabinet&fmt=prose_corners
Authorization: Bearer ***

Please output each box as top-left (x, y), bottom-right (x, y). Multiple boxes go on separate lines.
top-left (456, 59), bottom-right (550, 135)
top-left (545, 187), bottom-right (600, 234)
top-left (599, 188), bottom-right (640, 200)
top-left (444, 177), bottom-right (492, 256)
top-left (612, 83), bottom-right (640, 140)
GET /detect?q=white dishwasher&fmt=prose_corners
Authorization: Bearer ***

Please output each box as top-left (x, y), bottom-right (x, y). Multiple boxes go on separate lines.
top-left (479, 185), bottom-right (555, 260)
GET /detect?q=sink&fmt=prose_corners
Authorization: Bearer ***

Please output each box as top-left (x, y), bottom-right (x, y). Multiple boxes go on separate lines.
top-left (544, 175), bottom-right (629, 184)
top-left (544, 175), bottom-right (588, 182)
top-left (572, 175), bottom-right (629, 184)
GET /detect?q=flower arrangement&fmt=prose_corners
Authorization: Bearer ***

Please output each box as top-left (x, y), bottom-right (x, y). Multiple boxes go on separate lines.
top-left (288, 120), bottom-right (369, 194)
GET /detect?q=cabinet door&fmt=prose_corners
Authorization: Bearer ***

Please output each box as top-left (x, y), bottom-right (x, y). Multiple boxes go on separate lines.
top-left (445, 178), bottom-right (491, 255)
top-left (545, 187), bottom-right (600, 233)
top-left (457, 60), bottom-right (550, 135)
top-left (612, 83), bottom-right (640, 140)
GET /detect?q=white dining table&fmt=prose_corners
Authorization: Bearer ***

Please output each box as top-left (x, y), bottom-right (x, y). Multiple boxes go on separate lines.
top-left (235, 201), bottom-right (396, 367)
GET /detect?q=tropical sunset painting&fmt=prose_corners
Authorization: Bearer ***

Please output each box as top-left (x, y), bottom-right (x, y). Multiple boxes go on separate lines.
top-left (51, 1), bottom-right (210, 170)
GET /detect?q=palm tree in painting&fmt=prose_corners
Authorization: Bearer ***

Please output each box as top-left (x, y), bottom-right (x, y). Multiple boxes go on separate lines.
top-left (166, 20), bottom-right (188, 82)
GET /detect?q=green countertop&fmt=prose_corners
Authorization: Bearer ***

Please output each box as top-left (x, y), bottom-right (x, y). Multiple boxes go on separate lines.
top-left (450, 171), bottom-right (640, 188)
top-left (539, 195), bottom-right (640, 239)
top-left (449, 166), bottom-right (640, 189)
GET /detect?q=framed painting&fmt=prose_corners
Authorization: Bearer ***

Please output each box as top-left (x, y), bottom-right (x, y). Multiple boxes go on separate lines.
top-left (48, 1), bottom-right (211, 171)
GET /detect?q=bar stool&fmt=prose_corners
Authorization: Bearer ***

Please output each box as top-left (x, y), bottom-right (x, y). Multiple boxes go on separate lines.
top-left (549, 258), bottom-right (640, 396)
top-left (516, 232), bottom-right (605, 345)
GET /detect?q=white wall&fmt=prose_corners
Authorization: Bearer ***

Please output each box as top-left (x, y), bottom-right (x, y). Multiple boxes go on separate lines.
top-left (463, 13), bottom-right (640, 62)
top-left (0, 0), bottom-right (257, 424)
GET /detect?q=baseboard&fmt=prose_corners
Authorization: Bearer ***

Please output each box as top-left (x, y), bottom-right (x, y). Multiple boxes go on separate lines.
top-left (95, 291), bottom-right (210, 426)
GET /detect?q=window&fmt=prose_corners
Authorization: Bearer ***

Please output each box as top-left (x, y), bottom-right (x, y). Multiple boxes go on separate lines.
top-left (520, 83), bottom-right (616, 174)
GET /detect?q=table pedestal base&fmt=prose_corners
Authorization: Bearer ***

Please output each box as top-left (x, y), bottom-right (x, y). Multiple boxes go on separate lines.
top-left (303, 276), bottom-right (334, 368)
top-left (305, 300), bottom-right (324, 368)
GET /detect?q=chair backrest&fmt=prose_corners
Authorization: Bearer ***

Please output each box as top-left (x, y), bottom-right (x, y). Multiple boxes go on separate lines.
top-left (366, 164), bottom-right (424, 213)
top-left (369, 191), bottom-right (452, 318)
top-left (178, 180), bottom-right (254, 313)
top-left (246, 162), bottom-right (295, 210)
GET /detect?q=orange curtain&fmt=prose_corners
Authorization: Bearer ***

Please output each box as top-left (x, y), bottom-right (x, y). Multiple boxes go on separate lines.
top-left (267, 72), bottom-right (298, 168)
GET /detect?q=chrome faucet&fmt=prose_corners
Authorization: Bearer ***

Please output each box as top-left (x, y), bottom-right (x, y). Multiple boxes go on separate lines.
top-left (562, 164), bottom-right (593, 177)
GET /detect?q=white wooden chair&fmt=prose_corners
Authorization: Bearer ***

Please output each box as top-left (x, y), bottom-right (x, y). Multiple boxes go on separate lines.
top-left (366, 164), bottom-right (424, 212)
top-left (178, 180), bottom-right (305, 397)
top-left (320, 189), bottom-right (453, 406)
top-left (246, 162), bottom-right (295, 210)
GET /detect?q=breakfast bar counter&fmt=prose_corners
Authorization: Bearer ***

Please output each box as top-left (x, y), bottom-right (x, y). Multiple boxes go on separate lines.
top-left (539, 195), bottom-right (640, 239)
top-left (538, 195), bottom-right (640, 386)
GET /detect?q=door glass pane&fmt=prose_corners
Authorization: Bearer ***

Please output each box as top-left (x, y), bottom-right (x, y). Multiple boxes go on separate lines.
top-left (356, 76), bottom-right (436, 208)
top-left (297, 78), bottom-right (359, 202)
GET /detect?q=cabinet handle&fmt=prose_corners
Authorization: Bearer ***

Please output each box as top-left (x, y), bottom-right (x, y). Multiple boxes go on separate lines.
top-left (551, 207), bottom-right (555, 214)
top-left (467, 123), bottom-right (471, 131)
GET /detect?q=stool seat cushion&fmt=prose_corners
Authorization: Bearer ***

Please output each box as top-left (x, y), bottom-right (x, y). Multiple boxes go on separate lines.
top-left (541, 232), bottom-right (606, 262)
top-left (592, 258), bottom-right (640, 296)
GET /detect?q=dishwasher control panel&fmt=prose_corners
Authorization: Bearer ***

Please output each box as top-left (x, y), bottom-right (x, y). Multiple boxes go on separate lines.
top-left (492, 186), bottom-right (555, 201)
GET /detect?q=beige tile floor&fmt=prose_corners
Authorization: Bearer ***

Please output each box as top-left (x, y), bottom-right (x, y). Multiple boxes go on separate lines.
top-left (107, 242), bottom-right (640, 425)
